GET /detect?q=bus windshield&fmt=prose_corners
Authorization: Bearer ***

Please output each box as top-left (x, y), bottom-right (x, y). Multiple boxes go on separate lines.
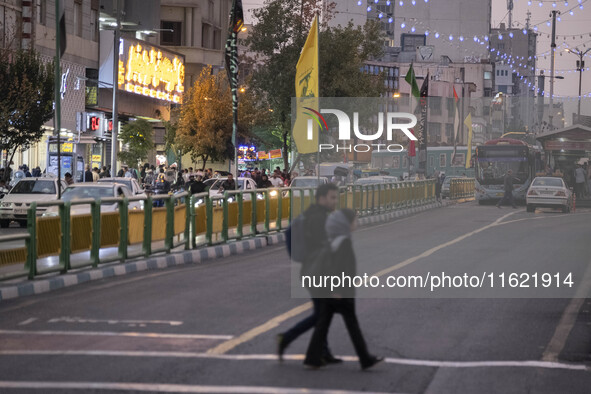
top-left (476, 147), bottom-right (529, 185)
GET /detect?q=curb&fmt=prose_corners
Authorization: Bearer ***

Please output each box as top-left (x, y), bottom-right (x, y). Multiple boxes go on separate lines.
top-left (0, 200), bottom-right (452, 302)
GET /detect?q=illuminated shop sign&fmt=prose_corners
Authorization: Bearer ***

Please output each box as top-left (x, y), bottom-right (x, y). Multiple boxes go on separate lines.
top-left (118, 40), bottom-right (185, 104)
top-left (238, 146), bottom-right (257, 161)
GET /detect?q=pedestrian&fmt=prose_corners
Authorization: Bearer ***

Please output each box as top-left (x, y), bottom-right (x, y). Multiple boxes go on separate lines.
top-left (99, 166), bottom-right (108, 179)
top-left (303, 208), bottom-right (383, 370)
top-left (277, 183), bottom-right (341, 364)
top-left (496, 169), bottom-right (518, 209)
top-left (144, 169), bottom-right (155, 188)
top-left (575, 164), bottom-right (586, 200)
top-left (117, 168), bottom-right (125, 177)
top-left (84, 165), bottom-right (93, 182)
top-left (270, 172), bottom-right (283, 187)
top-left (258, 174), bottom-right (272, 188)
top-left (92, 167), bottom-right (100, 182)
top-left (220, 173), bottom-right (236, 191)
top-left (64, 172), bottom-right (74, 185)
top-left (434, 171), bottom-right (442, 202)
top-left (32, 166), bottom-right (41, 177)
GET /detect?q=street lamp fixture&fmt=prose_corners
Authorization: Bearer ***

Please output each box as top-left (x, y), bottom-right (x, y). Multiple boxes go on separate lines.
top-left (564, 47), bottom-right (591, 120)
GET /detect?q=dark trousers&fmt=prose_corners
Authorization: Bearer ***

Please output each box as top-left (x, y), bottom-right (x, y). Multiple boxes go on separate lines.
top-left (575, 182), bottom-right (585, 199)
top-left (282, 298), bottom-right (331, 357)
top-left (304, 298), bottom-right (372, 366)
top-left (497, 190), bottom-right (516, 207)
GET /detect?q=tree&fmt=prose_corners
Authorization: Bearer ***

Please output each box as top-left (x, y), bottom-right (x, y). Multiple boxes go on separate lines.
top-left (176, 67), bottom-right (259, 170)
top-left (0, 48), bottom-right (54, 178)
top-left (117, 119), bottom-right (154, 169)
top-left (244, 0), bottom-right (385, 169)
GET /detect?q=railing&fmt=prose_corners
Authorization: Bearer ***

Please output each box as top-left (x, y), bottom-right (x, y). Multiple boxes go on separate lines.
top-left (0, 180), bottom-right (437, 281)
top-left (449, 178), bottom-right (475, 200)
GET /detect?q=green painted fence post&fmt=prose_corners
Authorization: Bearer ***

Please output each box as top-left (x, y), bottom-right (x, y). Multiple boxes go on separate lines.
top-left (250, 191), bottom-right (257, 236)
top-left (221, 192), bottom-right (229, 242)
top-left (185, 194), bottom-right (192, 250)
top-left (276, 189), bottom-right (283, 231)
top-left (118, 198), bottom-right (129, 262)
top-left (90, 200), bottom-right (101, 267)
top-left (264, 190), bottom-right (270, 234)
top-left (165, 195), bottom-right (174, 252)
top-left (59, 201), bottom-right (71, 273)
top-left (143, 196), bottom-right (153, 257)
top-left (206, 196), bottom-right (213, 246)
top-left (26, 202), bottom-right (37, 279)
top-left (288, 189), bottom-right (293, 225)
top-left (236, 192), bottom-right (244, 240)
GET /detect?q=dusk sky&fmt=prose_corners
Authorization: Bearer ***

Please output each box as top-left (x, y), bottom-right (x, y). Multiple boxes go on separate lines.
top-left (242, 0), bottom-right (591, 99)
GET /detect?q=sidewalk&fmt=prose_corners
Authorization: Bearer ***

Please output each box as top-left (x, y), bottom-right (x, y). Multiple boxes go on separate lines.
top-left (0, 200), bottom-right (450, 302)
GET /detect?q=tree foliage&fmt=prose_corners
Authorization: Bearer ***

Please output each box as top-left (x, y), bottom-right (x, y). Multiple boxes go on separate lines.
top-left (176, 67), bottom-right (260, 170)
top-left (0, 48), bottom-right (54, 173)
top-left (244, 0), bottom-right (385, 168)
top-left (118, 119), bottom-right (154, 168)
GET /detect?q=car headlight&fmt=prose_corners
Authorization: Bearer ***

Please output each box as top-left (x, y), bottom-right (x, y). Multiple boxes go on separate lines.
top-left (42, 211), bottom-right (59, 217)
top-left (194, 199), bottom-right (204, 207)
top-left (256, 194), bottom-right (264, 200)
top-left (270, 190), bottom-right (278, 197)
top-left (227, 197), bottom-right (234, 203)
top-left (0, 202), bottom-right (11, 208)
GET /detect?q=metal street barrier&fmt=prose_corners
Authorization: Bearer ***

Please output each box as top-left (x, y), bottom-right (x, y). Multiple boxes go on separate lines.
top-left (0, 180), bottom-right (436, 281)
top-left (450, 178), bottom-right (475, 200)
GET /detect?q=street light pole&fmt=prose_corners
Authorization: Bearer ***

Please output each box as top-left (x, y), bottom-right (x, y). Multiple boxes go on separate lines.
top-left (548, 10), bottom-right (560, 129)
top-left (111, 0), bottom-right (121, 178)
top-left (565, 47), bottom-right (591, 122)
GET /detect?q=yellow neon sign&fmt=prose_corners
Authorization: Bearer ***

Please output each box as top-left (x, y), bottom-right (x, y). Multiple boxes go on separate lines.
top-left (118, 41), bottom-right (185, 103)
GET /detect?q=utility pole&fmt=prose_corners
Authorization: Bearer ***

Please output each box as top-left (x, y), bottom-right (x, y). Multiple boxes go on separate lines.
top-left (507, 0), bottom-right (514, 29)
top-left (565, 47), bottom-right (590, 123)
top-left (111, 0), bottom-right (121, 177)
top-left (548, 10), bottom-right (560, 129)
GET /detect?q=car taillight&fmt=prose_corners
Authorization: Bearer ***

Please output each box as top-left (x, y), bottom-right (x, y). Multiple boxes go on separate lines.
top-left (528, 189), bottom-right (538, 196)
top-left (555, 191), bottom-right (566, 196)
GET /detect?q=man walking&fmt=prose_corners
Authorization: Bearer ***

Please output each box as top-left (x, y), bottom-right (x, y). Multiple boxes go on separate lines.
top-left (496, 169), bottom-right (517, 209)
top-left (277, 183), bottom-right (341, 364)
top-left (574, 164), bottom-right (586, 200)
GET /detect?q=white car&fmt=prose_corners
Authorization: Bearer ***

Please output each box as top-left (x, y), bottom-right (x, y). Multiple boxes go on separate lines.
top-left (526, 177), bottom-right (572, 213)
top-left (208, 177), bottom-right (259, 201)
top-left (0, 178), bottom-right (68, 227)
top-left (43, 183), bottom-right (142, 217)
top-left (98, 177), bottom-right (147, 198)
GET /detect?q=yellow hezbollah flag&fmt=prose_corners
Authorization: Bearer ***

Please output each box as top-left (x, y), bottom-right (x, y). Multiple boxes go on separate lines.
top-left (464, 113), bottom-right (473, 169)
top-left (293, 16), bottom-right (319, 154)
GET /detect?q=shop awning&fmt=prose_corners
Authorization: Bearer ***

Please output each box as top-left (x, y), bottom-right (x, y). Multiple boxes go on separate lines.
top-left (536, 124), bottom-right (591, 151)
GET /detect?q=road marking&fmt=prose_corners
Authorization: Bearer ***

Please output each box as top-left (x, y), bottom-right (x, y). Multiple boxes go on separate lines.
top-left (0, 350), bottom-right (587, 372)
top-left (208, 211), bottom-right (520, 355)
top-left (0, 329), bottom-right (233, 340)
top-left (542, 257), bottom-right (591, 362)
top-left (47, 317), bottom-right (183, 326)
top-left (0, 381), bottom-right (397, 394)
top-left (17, 318), bottom-right (37, 326)
top-left (206, 303), bottom-right (312, 355)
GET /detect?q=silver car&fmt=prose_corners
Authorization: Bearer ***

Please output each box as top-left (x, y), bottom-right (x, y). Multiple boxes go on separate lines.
top-left (526, 177), bottom-right (572, 213)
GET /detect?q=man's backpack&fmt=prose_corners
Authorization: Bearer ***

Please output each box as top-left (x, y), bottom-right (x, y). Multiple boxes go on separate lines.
top-left (285, 213), bottom-right (307, 263)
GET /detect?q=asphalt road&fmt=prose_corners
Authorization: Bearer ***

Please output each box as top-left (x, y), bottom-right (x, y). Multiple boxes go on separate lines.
top-left (0, 202), bottom-right (590, 393)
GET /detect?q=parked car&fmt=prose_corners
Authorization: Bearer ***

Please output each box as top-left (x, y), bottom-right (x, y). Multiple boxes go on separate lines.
top-left (355, 176), bottom-right (399, 186)
top-left (289, 176), bottom-right (329, 189)
top-left (526, 176), bottom-right (572, 213)
top-left (42, 183), bottom-right (142, 217)
top-left (97, 177), bottom-right (147, 198)
top-left (441, 176), bottom-right (463, 199)
top-left (0, 178), bottom-right (68, 227)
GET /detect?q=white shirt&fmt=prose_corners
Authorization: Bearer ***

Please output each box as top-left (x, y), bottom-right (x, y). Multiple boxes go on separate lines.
top-left (270, 177), bottom-right (283, 187)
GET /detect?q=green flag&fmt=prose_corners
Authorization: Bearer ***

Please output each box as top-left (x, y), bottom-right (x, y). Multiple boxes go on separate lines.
top-left (405, 64), bottom-right (420, 98)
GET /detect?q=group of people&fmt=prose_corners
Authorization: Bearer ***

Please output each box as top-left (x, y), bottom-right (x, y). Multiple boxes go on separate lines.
top-left (279, 183), bottom-right (383, 370)
top-left (239, 167), bottom-right (292, 187)
top-left (573, 163), bottom-right (591, 200)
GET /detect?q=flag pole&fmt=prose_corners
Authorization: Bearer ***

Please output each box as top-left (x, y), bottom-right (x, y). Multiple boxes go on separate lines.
top-left (54, 0), bottom-right (62, 198)
top-left (315, 13), bottom-right (320, 182)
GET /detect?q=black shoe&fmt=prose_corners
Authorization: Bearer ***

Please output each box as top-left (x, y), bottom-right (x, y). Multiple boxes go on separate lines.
top-left (304, 361), bottom-right (326, 370)
top-left (276, 334), bottom-right (286, 362)
top-left (323, 355), bottom-right (343, 364)
top-left (361, 356), bottom-right (384, 370)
